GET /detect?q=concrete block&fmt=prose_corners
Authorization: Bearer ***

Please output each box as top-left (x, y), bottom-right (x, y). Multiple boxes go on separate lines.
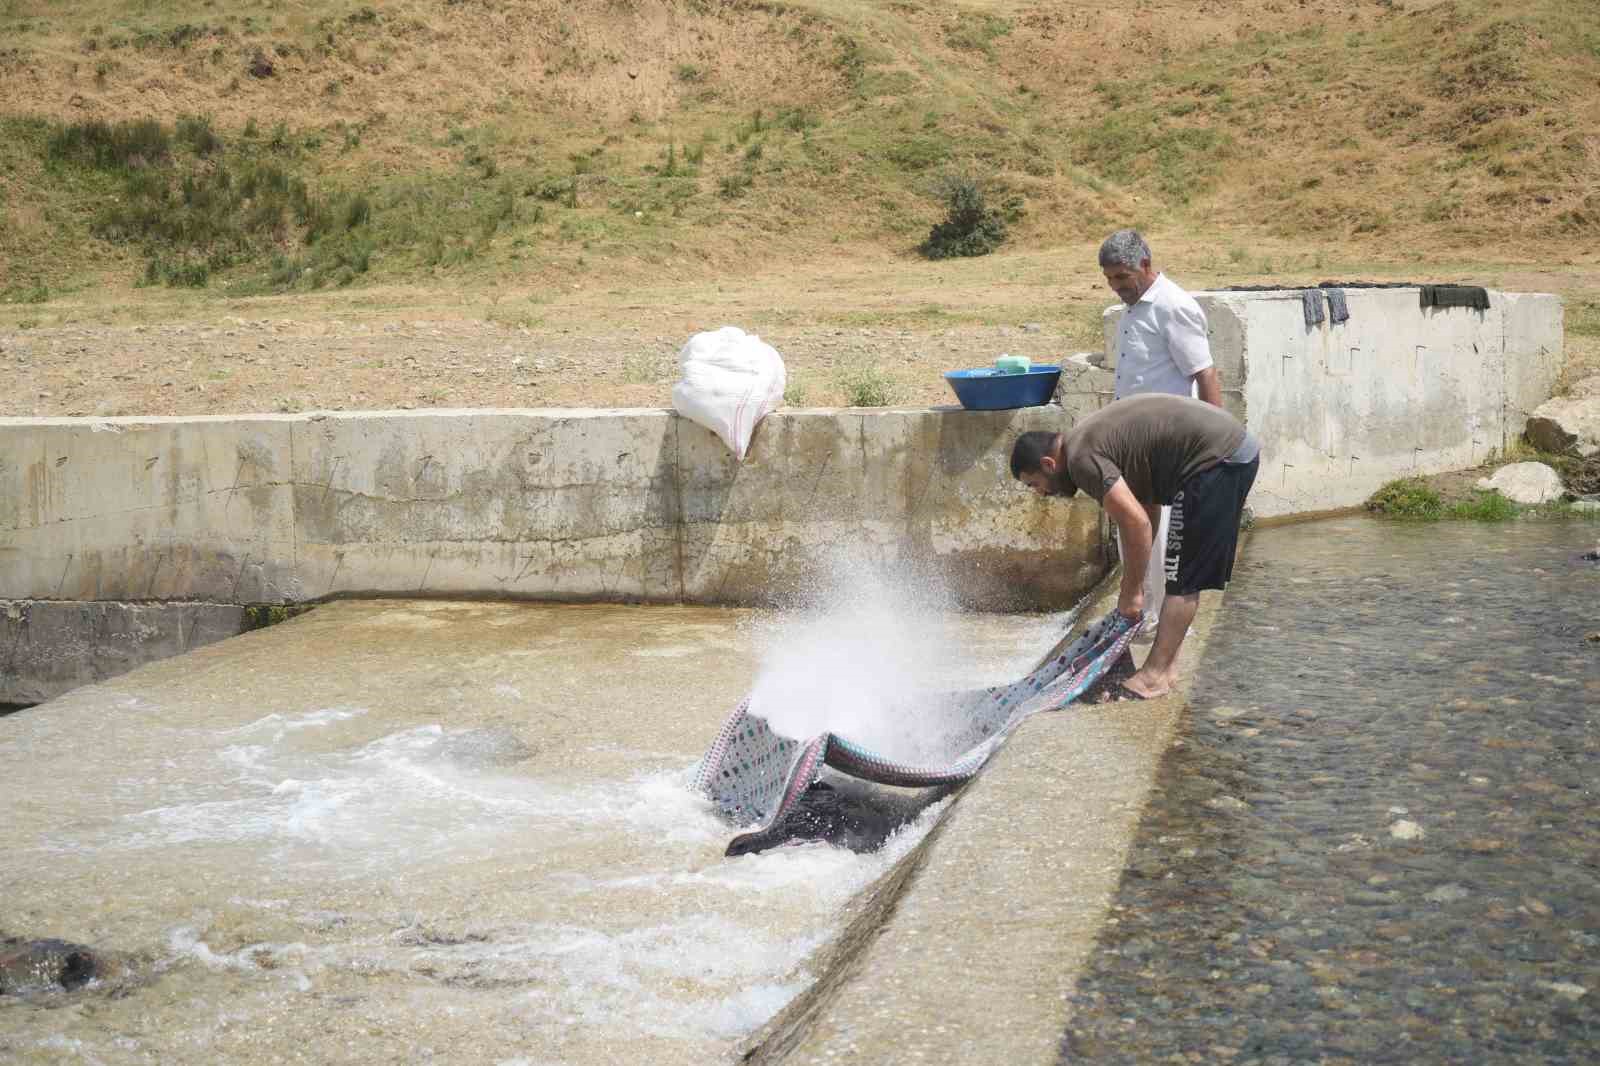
top-left (1196, 294), bottom-right (1249, 389)
top-left (1053, 355), bottom-right (1114, 423)
top-left (0, 599), bottom-right (248, 704)
top-left (678, 407), bottom-right (1108, 609)
top-left (1229, 288), bottom-right (1509, 517)
top-left (1100, 303), bottom-right (1121, 367)
top-left (0, 416), bottom-right (299, 603)
top-left (1501, 292), bottom-right (1565, 443)
top-left (921, 406), bottom-right (1107, 610)
top-left (291, 410), bottom-right (680, 601)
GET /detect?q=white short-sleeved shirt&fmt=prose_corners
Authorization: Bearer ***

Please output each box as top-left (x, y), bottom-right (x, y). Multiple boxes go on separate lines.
top-left (1112, 273), bottom-right (1213, 400)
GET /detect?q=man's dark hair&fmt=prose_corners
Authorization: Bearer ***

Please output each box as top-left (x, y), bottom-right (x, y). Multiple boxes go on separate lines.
top-left (1009, 431), bottom-right (1059, 478)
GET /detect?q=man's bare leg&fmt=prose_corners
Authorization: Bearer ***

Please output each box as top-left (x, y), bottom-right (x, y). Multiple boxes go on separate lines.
top-left (1122, 591), bottom-right (1199, 698)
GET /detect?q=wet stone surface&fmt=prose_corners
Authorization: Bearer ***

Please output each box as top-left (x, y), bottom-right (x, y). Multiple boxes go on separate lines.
top-left (1061, 518), bottom-right (1600, 1065)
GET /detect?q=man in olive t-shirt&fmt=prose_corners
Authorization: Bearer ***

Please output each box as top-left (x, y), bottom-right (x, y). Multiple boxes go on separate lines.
top-left (1009, 394), bottom-right (1261, 699)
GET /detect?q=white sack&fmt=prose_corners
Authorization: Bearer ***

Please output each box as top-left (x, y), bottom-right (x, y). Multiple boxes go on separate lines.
top-left (671, 326), bottom-right (787, 461)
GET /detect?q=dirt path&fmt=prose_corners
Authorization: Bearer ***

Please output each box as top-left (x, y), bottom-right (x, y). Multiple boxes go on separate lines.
top-left (2, 244), bottom-right (1594, 418)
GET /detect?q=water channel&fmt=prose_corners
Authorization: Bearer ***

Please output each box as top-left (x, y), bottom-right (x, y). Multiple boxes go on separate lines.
top-left (4, 516), bottom-right (1596, 1064)
top-left (1063, 517), bottom-right (1600, 1064)
top-left (0, 589), bottom-right (1074, 1064)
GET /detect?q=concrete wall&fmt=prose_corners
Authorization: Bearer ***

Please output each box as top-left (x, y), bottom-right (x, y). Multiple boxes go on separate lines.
top-left (0, 599), bottom-right (249, 705)
top-left (1100, 287), bottom-right (1563, 517)
top-left (0, 407), bottom-right (1108, 700)
top-left (2, 286), bottom-right (1563, 700)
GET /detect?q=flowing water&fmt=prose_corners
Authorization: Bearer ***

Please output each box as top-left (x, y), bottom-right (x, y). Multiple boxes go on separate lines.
top-left (1064, 517), bottom-right (1600, 1065)
top-left (0, 594), bottom-right (1077, 1065)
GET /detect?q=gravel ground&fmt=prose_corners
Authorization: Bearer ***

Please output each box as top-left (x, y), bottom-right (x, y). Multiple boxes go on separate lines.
top-left (0, 317), bottom-right (1093, 418)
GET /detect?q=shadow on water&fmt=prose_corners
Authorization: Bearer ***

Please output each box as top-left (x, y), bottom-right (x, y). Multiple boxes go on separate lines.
top-left (1061, 517), bottom-right (1600, 1065)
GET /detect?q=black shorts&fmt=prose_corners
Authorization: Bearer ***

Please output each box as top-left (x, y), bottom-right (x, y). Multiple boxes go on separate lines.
top-left (1163, 457), bottom-right (1259, 596)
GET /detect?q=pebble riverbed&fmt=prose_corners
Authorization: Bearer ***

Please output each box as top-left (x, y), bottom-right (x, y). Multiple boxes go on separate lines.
top-left (1061, 517), bottom-right (1600, 1065)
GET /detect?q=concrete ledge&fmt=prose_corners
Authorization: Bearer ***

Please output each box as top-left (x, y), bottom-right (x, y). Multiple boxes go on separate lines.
top-left (0, 407), bottom-right (1107, 613)
top-left (740, 584), bottom-right (1222, 1064)
top-left (0, 599), bottom-right (251, 704)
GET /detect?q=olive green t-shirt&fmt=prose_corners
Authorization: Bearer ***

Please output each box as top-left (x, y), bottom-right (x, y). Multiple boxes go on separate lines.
top-left (1062, 393), bottom-right (1248, 505)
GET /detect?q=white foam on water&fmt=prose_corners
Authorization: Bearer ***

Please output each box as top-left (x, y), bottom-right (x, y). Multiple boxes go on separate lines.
top-left (480, 915), bottom-right (820, 1040)
top-left (144, 801), bottom-right (951, 1047)
top-left (223, 706), bottom-right (369, 737)
top-left (594, 796), bottom-right (951, 899)
top-left (35, 708), bottom-right (734, 870)
top-left (167, 912), bottom-right (826, 1044)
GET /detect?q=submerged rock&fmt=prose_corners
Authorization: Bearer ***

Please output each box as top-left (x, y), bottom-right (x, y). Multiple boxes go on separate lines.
top-left (421, 726), bottom-right (535, 768)
top-left (0, 938), bottom-right (99, 993)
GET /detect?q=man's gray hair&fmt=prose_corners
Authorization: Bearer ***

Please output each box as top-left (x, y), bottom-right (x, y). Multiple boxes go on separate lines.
top-left (1098, 229), bottom-right (1151, 270)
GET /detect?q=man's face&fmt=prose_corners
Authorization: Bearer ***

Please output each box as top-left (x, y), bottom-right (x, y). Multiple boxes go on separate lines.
top-left (1103, 260), bottom-right (1157, 306)
top-left (1019, 457), bottom-right (1074, 497)
top-left (1020, 470), bottom-right (1055, 496)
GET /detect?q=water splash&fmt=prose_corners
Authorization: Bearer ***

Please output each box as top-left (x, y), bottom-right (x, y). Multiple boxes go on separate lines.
top-left (745, 552), bottom-right (1032, 764)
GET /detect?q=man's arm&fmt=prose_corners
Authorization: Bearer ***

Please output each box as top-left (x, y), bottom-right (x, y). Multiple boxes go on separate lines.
top-left (1166, 300), bottom-right (1218, 404)
top-left (1101, 478), bottom-right (1154, 621)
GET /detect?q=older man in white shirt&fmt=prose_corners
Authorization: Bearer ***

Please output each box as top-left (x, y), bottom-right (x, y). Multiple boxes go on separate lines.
top-left (1099, 229), bottom-right (1222, 636)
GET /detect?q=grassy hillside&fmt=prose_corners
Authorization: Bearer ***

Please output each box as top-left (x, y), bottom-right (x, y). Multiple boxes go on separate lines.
top-left (1, 0), bottom-right (1597, 305)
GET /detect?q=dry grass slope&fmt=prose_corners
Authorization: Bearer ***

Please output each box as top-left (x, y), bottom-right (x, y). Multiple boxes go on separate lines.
top-left (0, 0), bottom-right (1595, 300)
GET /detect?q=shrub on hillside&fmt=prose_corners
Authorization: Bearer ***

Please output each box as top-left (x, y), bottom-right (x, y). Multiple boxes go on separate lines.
top-left (43, 116), bottom-right (386, 290)
top-left (47, 117), bottom-right (170, 169)
top-left (918, 178), bottom-right (1007, 259)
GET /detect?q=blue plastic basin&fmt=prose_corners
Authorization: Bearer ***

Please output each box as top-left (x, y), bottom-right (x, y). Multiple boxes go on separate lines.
top-left (943, 365), bottom-right (1062, 410)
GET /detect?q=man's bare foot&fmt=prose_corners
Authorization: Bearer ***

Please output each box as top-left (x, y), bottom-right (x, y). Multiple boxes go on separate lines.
top-left (1111, 672), bottom-right (1172, 701)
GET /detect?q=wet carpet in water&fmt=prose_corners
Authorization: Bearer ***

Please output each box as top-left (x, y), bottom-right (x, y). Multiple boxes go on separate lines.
top-left (1061, 519), bottom-right (1600, 1065)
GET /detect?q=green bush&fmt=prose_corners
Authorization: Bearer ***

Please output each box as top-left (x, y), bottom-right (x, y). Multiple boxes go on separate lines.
top-left (1, 278), bottom-right (50, 303)
top-left (1445, 489), bottom-right (1519, 521)
top-left (918, 177), bottom-right (1007, 259)
top-left (1365, 478), bottom-right (1443, 519)
top-left (175, 113), bottom-right (222, 156)
top-left (344, 193), bottom-right (372, 230)
top-left (47, 117), bottom-right (171, 169)
top-left (142, 255), bottom-right (210, 288)
top-left (884, 134), bottom-right (949, 172)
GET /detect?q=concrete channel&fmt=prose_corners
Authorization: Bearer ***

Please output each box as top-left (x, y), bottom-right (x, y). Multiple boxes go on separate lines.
top-left (0, 287), bottom-right (1569, 1062)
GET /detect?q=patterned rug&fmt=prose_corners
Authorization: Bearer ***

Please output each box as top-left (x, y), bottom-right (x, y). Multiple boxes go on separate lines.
top-left (693, 609), bottom-right (1141, 855)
